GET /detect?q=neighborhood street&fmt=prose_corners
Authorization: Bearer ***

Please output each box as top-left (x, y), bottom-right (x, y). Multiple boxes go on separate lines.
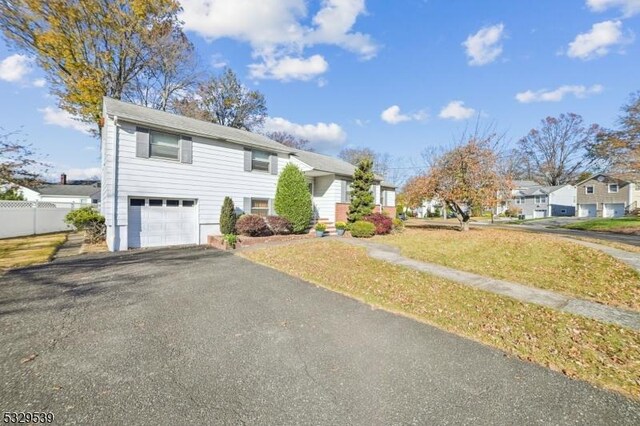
top-left (1, 247), bottom-right (638, 425)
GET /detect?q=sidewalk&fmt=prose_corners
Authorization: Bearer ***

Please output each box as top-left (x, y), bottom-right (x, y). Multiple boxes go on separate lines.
top-left (339, 238), bottom-right (640, 331)
top-left (54, 232), bottom-right (84, 259)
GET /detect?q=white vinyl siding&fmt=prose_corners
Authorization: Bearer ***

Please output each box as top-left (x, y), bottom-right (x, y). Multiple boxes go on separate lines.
top-left (105, 119), bottom-right (290, 250)
top-left (313, 175), bottom-right (341, 222)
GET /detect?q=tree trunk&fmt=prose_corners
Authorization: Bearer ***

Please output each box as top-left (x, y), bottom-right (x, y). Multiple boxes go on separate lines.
top-left (461, 219), bottom-right (470, 232)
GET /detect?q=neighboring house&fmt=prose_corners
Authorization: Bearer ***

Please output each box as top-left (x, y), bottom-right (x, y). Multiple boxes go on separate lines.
top-left (576, 174), bottom-right (639, 218)
top-left (6, 174), bottom-right (100, 207)
top-left (504, 180), bottom-right (576, 219)
top-left (101, 98), bottom-right (396, 251)
top-left (416, 198), bottom-right (443, 218)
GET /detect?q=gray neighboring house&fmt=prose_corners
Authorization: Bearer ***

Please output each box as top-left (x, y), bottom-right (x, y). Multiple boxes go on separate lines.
top-left (505, 180), bottom-right (576, 219)
top-left (576, 174), bottom-right (639, 218)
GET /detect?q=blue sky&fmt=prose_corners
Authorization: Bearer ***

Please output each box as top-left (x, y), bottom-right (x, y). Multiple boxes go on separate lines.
top-left (0, 0), bottom-right (638, 181)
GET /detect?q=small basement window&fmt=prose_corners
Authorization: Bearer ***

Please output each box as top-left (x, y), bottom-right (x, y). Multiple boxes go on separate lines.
top-left (166, 199), bottom-right (179, 207)
top-left (251, 198), bottom-right (269, 216)
top-left (585, 186), bottom-right (594, 194)
top-left (149, 199), bottom-right (163, 207)
top-left (608, 184), bottom-right (619, 193)
top-left (252, 150), bottom-right (270, 172)
top-left (150, 130), bottom-right (180, 160)
top-left (130, 198), bottom-right (145, 206)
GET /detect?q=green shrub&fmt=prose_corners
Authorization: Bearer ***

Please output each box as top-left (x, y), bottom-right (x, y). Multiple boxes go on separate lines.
top-left (347, 158), bottom-right (375, 222)
top-left (275, 164), bottom-right (313, 233)
top-left (350, 220), bottom-right (375, 238)
top-left (223, 234), bottom-right (237, 248)
top-left (392, 218), bottom-right (404, 231)
top-left (64, 206), bottom-right (106, 243)
top-left (220, 196), bottom-right (237, 234)
top-left (335, 221), bottom-right (347, 230)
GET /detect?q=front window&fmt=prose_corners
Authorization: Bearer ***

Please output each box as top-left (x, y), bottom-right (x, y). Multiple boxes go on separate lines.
top-left (585, 186), bottom-right (594, 194)
top-left (150, 130), bottom-right (180, 160)
top-left (608, 184), bottom-right (619, 193)
top-left (252, 150), bottom-right (270, 172)
top-left (535, 196), bottom-right (547, 204)
top-left (515, 197), bottom-right (524, 205)
top-left (251, 198), bottom-right (269, 216)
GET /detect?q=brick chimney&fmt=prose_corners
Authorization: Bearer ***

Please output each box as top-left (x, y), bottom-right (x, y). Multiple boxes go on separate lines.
top-left (60, 173), bottom-right (67, 185)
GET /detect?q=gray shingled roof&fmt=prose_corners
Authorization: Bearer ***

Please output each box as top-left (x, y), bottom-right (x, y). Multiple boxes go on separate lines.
top-left (104, 97), bottom-right (395, 187)
top-left (517, 184), bottom-right (567, 196)
top-left (37, 184), bottom-right (100, 197)
top-left (104, 97), bottom-right (293, 154)
top-left (291, 149), bottom-right (387, 183)
top-left (513, 180), bottom-right (539, 188)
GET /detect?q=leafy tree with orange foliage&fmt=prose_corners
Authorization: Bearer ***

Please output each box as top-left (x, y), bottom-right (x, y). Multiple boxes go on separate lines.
top-left (0, 0), bottom-right (191, 130)
top-left (405, 136), bottom-right (510, 231)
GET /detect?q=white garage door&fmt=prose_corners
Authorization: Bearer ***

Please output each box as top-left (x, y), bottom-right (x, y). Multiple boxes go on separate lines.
top-left (533, 210), bottom-right (547, 219)
top-left (128, 198), bottom-right (198, 249)
top-left (603, 203), bottom-right (625, 218)
top-left (579, 204), bottom-right (597, 218)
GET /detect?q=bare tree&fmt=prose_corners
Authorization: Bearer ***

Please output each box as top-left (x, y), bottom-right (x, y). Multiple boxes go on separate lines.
top-left (590, 91), bottom-right (640, 180)
top-left (124, 26), bottom-right (200, 111)
top-left (0, 128), bottom-right (46, 188)
top-left (338, 147), bottom-right (406, 184)
top-left (266, 131), bottom-right (314, 151)
top-left (172, 68), bottom-right (267, 131)
top-left (517, 113), bottom-right (599, 186)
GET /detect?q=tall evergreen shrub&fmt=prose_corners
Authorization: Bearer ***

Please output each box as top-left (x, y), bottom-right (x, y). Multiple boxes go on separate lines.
top-left (274, 164), bottom-right (313, 233)
top-left (347, 158), bottom-right (375, 222)
top-left (219, 196), bottom-right (237, 234)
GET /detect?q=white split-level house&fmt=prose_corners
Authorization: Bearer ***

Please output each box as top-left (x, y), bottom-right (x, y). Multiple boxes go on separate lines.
top-left (101, 98), bottom-right (396, 251)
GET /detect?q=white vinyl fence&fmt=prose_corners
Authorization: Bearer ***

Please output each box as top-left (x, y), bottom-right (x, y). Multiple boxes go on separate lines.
top-left (0, 200), bottom-right (80, 239)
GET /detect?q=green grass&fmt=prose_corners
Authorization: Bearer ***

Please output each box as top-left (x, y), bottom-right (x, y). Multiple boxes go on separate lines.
top-left (563, 217), bottom-right (640, 233)
top-left (377, 228), bottom-right (640, 311)
top-left (0, 233), bottom-right (68, 270)
top-left (242, 240), bottom-right (640, 400)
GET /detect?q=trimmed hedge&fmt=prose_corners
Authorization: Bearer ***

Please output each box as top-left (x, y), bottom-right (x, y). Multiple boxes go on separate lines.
top-left (364, 213), bottom-right (393, 235)
top-left (350, 220), bottom-right (376, 238)
top-left (236, 214), bottom-right (272, 237)
top-left (220, 196), bottom-right (237, 235)
top-left (265, 215), bottom-right (293, 235)
top-left (274, 164), bottom-right (313, 233)
top-left (64, 206), bottom-right (106, 243)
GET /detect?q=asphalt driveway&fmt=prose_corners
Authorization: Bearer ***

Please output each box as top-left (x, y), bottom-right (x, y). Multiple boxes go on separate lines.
top-left (1, 247), bottom-right (638, 424)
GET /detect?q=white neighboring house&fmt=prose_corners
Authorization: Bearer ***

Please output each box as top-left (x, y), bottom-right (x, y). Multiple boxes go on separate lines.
top-left (8, 175), bottom-right (100, 207)
top-left (501, 180), bottom-right (576, 219)
top-left (101, 98), bottom-right (396, 251)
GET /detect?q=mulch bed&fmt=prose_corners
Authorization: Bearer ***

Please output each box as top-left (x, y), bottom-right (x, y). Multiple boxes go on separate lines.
top-left (208, 234), bottom-right (314, 250)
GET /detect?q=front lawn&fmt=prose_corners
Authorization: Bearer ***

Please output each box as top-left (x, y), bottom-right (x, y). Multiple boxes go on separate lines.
top-left (0, 233), bottom-right (67, 270)
top-left (242, 240), bottom-right (640, 399)
top-left (378, 228), bottom-right (640, 311)
top-left (563, 217), bottom-right (640, 234)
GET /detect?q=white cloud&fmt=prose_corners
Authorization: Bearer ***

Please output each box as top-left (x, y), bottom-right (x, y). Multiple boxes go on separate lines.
top-left (586, 0), bottom-right (640, 17)
top-left (32, 78), bottom-right (46, 88)
top-left (64, 167), bottom-right (101, 180)
top-left (438, 101), bottom-right (476, 121)
top-left (515, 84), bottom-right (604, 103)
top-left (249, 54), bottom-right (329, 81)
top-left (462, 23), bottom-right (505, 66)
top-left (39, 107), bottom-right (93, 134)
top-left (180, 0), bottom-right (378, 82)
top-left (380, 105), bottom-right (428, 124)
top-left (210, 54), bottom-right (228, 69)
top-left (0, 54), bottom-right (33, 82)
top-left (567, 20), bottom-right (631, 60)
top-left (264, 116), bottom-right (347, 150)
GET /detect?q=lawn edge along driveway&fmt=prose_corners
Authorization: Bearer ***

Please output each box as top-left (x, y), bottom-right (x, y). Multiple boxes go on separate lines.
top-left (241, 240), bottom-right (640, 400)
